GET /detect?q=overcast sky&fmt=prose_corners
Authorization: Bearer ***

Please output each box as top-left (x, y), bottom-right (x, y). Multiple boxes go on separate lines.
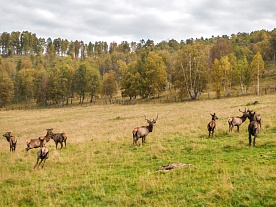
top-left (1, 0), bottom-right (276, 44)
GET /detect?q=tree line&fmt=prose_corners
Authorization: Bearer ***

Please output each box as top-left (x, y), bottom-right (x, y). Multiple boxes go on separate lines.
top-left (0, 28), bottom-right (275, 107)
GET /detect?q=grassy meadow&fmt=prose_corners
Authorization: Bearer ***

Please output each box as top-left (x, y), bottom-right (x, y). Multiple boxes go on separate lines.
top-left (1, 94), bottom-right (276, 206)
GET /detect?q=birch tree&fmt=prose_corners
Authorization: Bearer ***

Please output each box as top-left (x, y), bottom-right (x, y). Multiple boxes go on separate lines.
top-left (250, 51), bottom-right (265, 95)
top-left (172, 43), bottom-right (209, 100)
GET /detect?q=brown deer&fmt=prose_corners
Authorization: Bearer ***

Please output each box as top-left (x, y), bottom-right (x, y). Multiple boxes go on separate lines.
top-left (207, 113), bottom-right (218, 137)
top-left (247, 110), bottom-right (261, 147)
top-left (228, 109), bottom-right (249, 132)
top-left (132, 115), bottom-right (158, 145)
top-left (51, 132), bottom-right (67, 149)
top-left (3, 132), bottom-right (17, 152)
top-left (26, 128), bottom-right (53, 153)
top-left (247, 109), bottom-right (262, 129)
top-left (33, 146), bottom-right (49, 169)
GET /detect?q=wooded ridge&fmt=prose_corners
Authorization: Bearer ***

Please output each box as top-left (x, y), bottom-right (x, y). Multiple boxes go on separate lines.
top-left (0, 28), bottom-right (276, 107)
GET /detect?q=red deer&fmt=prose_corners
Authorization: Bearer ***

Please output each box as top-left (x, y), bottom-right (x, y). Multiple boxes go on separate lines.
top-left (3, 132), bottom-right (17, 152)
top-left (51, 132), bottom-right (67, 149)
top-left (26, 128), bottom-right (53, 153)
top-left (132, 115), bottom-right (158, 145)
top-left (247, 110), bottom-right (261, 146)
top-left (247, 109), bottom-right (262, 128)
top-left (33, 146), bottom-right (49, 169)
top-left (228, 109), bottom-right (249, 132)
top-left (207, 113), bottom-right (218, 137)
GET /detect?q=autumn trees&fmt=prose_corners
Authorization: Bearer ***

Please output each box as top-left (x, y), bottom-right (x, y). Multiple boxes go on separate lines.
top-left (121, 51), bottom-right (167, 100)
top-left (0, 29), bottom-right (274, 107)
top-left (172, 43), bottom-right (209, 100)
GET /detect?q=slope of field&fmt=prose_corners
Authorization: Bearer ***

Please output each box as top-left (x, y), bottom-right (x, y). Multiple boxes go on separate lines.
top-left (0, 94), bottom-right (276, 206)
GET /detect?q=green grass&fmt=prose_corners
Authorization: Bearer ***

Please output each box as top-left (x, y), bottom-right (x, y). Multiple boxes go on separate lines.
top-left (1, 94), bottom-right (276, 206)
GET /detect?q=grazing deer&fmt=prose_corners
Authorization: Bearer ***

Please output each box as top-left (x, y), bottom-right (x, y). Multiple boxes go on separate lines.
top-left (26, 128), bottom-right (53, 153)
top-left (3, 132), bottom-right (17, 152)
top-left (247, 110), bottom-right (261, 146)
top-left (207, 113), bottom-right (218, 137)
top-left (132, 115), bottom-right (158, 145)
top-left (51, 132), bottom-right (67, 149)
top-left (33, 146), bottom-right (49, 169)
top-left (228, 109), bottom-right (249, 132)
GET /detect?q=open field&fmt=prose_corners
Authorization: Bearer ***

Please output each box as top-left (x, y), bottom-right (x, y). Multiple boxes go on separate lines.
top-left (1, 94), bottom-right (276, 206)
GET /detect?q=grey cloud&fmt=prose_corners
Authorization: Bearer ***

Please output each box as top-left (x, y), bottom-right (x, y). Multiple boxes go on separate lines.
top-left (1, 0), bottom-right (276, 44)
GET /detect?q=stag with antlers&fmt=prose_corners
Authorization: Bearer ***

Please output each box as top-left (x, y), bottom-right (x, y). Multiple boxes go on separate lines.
top-left (228, 108), bottom-right (249, 132)
top-left (132, 115), bottom-right (158, 145)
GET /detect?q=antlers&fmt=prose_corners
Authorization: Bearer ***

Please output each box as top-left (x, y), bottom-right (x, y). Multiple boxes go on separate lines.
top-left (144, 114), bottom-right (158, 122)
top-left (239, 108), bottom-right (247, 113)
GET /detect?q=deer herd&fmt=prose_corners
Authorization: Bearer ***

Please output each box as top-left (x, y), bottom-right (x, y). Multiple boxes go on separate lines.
top-left (2, 107), bottom-right (262, 169)
top-left (2, 128), bottom-right (67, 169)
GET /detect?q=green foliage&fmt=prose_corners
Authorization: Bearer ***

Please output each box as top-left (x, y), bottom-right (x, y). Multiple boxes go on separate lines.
top-left (0, 71), bottom-right (14, 106)
top-left (143, 52), bottom-right (167, 98)
top-left (0, 29), bottom-right (276, 106)
top-left (121, 61), bottom-right (141, 99)
top-left (250, 51), bottom-right (265, 95)
top-left (211, 59), bottom-right (223, 98)
top-left (102, 70), bottom-right (118, 99)
top-left (232, 55), bottom-right (250, 94)
top-left (173, 43), bottom-right (209, 99)
top-left (74, 63), bottom-right (86, 101)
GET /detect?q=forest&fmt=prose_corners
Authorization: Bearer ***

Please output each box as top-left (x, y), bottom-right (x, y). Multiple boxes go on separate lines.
top-left (0, 28), bottom-right (276, 107)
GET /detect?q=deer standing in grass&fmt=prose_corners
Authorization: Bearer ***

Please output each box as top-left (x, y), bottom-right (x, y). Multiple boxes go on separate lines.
top-left (33, 146), bottom-right (49, 169)
top-left (228, 109), bottom-right (249, 132)
top-left (247, 110), bottom-right (261, 147)
top-left (132, 115), bottom-right (158, 145)
top-left (51, 132), bottom-right (67, 149)
top-left (247, 109), bottom-right (262, 129)
top-left (3, 132), bottom-right (17, 152)
top-left (207, 113), bottom-right (218, 137)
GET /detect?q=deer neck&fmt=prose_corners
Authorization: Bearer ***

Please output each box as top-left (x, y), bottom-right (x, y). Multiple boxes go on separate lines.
top-left (148, 124), bottom-right (153, 132)
top-left (5, 136), bottom-right (10, 142)
top-left (45, 132), bottom-right (52, 141)
top-left (241, 115), bottom-right (247, 123)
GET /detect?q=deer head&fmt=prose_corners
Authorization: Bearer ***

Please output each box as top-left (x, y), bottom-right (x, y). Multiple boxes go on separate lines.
top-left (144, 114), bottom-right (158, 124)
top-left (210, 113), bottom-right (218, 120)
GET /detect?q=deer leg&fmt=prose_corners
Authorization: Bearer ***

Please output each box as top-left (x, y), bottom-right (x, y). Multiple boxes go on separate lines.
top-left (33, 158), bottom-right (39, 169)
top-left (253, 135), bottom-right (256, 147)
top-left (41, 159), bottom-right (46, 168)
top-left (142, 136), bottom-right (146, 145)
top-left (248, 134), bottom-right (252, 146)
top-left (37, 159), bottom-right (44, 168)
top-left (64, 140), bottom-right (67, 148)
top-left (60, 142), bottom-right (63, 150)
top-left (237, 126), bottom-right (239, 132)
top-left (55, 141), bottom-right (58, 149)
